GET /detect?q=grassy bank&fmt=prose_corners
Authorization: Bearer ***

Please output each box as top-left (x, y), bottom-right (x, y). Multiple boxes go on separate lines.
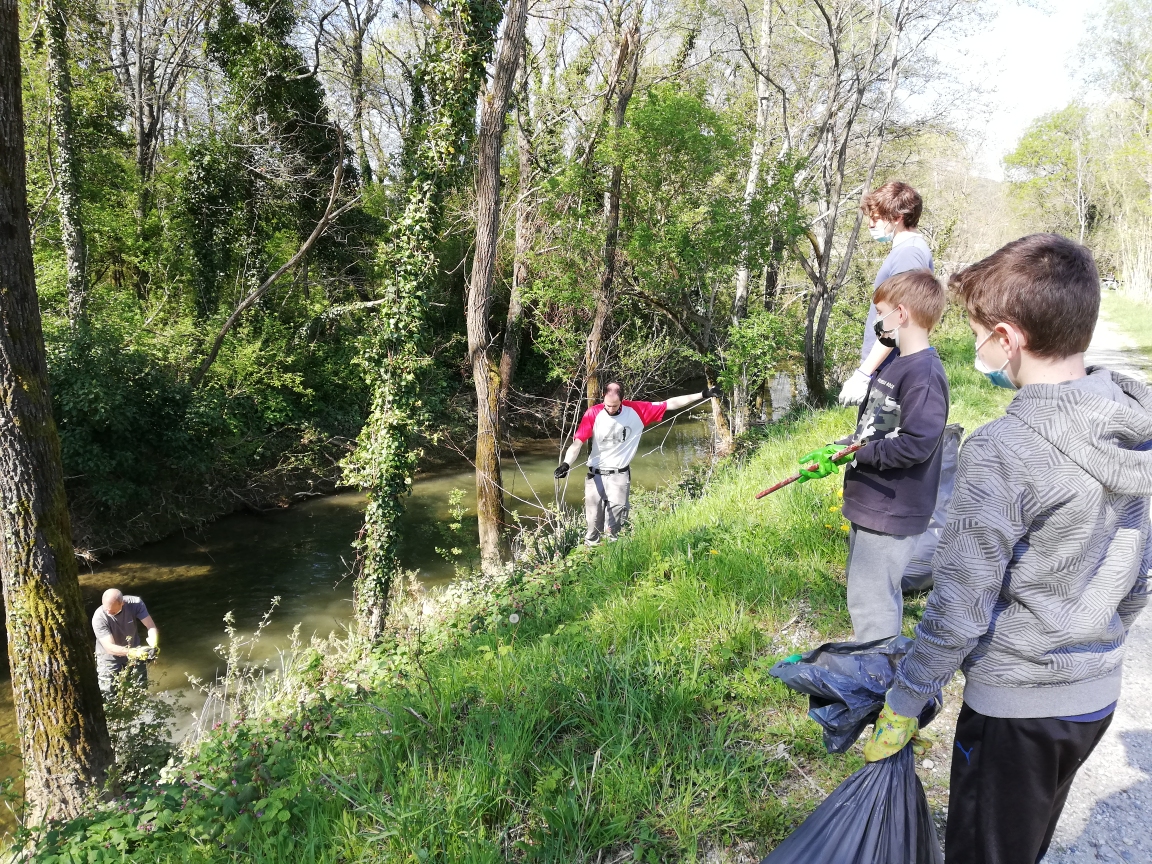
top-left (31, 321), bottom-right (1009, 863)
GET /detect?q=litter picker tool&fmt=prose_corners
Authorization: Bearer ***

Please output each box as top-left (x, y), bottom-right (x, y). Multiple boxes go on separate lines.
top-left (755, 443), bottom-right (862, 499)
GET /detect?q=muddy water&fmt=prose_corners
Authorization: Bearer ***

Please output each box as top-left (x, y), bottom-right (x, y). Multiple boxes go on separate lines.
top-left (0, 413), bottom-right (713, 805)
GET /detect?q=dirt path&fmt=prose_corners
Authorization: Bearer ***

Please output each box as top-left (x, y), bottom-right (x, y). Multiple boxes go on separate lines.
top-left (1040, 313), bottom-right (1152, 864)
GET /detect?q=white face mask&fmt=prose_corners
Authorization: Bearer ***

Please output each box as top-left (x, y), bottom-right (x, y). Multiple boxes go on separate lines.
top-left (974, 331), bottom-right (1018, 390)
top-left (869, 220), bottom-right (895, 243)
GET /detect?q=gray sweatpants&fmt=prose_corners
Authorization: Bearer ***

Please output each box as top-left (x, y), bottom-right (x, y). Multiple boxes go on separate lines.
top-left (585, 471), bottom-right (630, 542)
top-left (846, 524), bottom-right (920, 642)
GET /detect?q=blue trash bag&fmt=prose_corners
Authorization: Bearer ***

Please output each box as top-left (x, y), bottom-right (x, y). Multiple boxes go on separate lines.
top-left (769, 636), bottom-right (942, 754)
top-left (761, 746), bottom-right (944, 864)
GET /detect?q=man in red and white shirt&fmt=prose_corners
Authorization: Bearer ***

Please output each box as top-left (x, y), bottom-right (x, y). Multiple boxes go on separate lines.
top-left (555, 382), bottom-right (721, 544)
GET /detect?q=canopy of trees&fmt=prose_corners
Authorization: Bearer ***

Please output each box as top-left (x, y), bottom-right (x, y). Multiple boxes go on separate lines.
top-left (1005, 0), bottom-right (1152, 297)
top-left (13, 0), bottom-right (982, 611)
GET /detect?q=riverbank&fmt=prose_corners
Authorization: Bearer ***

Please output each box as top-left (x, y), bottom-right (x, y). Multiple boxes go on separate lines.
top-left (28, 323), bottom-right (1009, 863)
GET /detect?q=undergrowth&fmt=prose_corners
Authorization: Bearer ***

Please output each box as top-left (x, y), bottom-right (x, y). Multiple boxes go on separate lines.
top-left (23, 322), bottom-right (1009, 863)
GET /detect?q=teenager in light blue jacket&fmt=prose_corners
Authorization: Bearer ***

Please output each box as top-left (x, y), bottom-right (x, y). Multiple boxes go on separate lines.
top-left (840, 181), bottom-right (934, 406)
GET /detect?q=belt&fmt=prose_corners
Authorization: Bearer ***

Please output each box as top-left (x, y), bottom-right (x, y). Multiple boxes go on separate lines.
top-left (588, 466), bottom-right (630, 476)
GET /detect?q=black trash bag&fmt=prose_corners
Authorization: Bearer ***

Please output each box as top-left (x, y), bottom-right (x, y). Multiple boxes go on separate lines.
top-left (901, 423), bottom-right (964, 592)
top-left (761, 746), bottom-right (944, 864)
top-left (769, 636), bottom-right (942, 754)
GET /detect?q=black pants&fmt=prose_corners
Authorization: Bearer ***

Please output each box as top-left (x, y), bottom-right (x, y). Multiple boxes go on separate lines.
top-left (946, 702), bottom-right (1112, 864)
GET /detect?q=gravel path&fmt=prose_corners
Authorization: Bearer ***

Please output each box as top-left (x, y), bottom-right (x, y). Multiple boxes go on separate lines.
top-left (1041, 313), bottom-right (1152, 864)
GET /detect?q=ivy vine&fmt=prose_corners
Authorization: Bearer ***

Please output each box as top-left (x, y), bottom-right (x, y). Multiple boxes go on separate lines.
top-left (343, 0), bottom-right (504, 638)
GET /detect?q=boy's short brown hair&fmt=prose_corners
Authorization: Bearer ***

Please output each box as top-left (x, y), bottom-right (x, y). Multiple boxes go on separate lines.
top-left (949, 233), bottom-right (1099, 358)
top-left (861, 181), bottom-right (923, 228)
top-left (874, 269), bottom-right (946, 331)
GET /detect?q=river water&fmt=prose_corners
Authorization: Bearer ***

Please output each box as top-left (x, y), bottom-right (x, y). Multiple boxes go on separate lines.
top-left (0, 412), bottom-right (713, 801)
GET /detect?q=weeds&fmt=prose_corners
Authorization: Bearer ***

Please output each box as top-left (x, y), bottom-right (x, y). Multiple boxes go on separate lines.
top-left (103, 670), bottom-right (179, 788)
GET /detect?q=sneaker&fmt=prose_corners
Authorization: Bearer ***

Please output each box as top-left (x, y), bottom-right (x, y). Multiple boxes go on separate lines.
top-left (585, 539), bottom-right (600, 547)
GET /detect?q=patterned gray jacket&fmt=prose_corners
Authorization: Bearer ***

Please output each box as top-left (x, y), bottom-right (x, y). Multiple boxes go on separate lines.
top-left (890, 368), bottom-right (1152, 719)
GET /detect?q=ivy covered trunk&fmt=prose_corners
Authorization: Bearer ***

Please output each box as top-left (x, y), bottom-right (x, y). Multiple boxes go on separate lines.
top-left (345, 0), bottom-right (503, 637)
top-left (0, 0), bottom-right (113, 819)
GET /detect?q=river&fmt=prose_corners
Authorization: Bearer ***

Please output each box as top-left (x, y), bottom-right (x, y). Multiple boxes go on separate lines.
top-left (0, 412), bottom-right (714, 806)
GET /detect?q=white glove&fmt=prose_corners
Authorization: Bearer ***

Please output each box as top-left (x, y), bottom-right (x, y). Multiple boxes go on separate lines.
top-left (146, 631), bottom-right (158, 649)
top-left (838, 368), bottom-right (872, 407)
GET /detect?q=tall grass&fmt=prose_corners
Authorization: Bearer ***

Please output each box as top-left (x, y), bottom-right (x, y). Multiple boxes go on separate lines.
top-left (29, 321), bottom-right (1010, 864)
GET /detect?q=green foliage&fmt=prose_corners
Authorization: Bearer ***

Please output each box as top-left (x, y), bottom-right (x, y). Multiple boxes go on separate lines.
top-left (30, 712), bottom-right (331, 862)
top-left (174, 138), bottom-right (253, 318)
top-left (435, 488), bottom-right (482, 577)
top-left (525, 80), bottom-right (806, 391)
top-left (722, 305), bottom-right (806, 394)
top-left (103, 669), bottom-right (178, 788)
top-left (1004, 105), bottom-right (1099, 240)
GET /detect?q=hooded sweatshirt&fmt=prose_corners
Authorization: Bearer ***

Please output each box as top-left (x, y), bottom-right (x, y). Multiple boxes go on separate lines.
top-left (889, 368), bottom-right (1152, 720)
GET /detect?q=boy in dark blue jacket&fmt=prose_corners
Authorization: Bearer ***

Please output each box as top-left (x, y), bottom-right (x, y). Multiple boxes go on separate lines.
top-left (799, 269), bottom-right (949, 641)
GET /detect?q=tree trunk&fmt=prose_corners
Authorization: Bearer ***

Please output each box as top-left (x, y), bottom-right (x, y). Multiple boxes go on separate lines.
top-left (763, 240), bottom-right (782, 310)
top-left (349, 27), bottom-right (372, 187)
top-left (45, 0), bottom-right (88, 324)
top-left (0, 1), bottom-right (113, 820)
top-left (497, 103), bottom-right (533, 437)
top-left (801, 0), bottom-right (905, 402)
top-left (467, 0), bottom-right (529, 573)
top-left (730, 0), bottom-right (772, 435)
top-left (709, 377), bottom-right (734, 456)
top-left (584, 19), bottom-right (640, 409)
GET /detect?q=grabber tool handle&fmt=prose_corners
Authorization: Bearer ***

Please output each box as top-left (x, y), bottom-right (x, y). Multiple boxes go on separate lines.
top-left (755, 443), bottom-right (862, 500)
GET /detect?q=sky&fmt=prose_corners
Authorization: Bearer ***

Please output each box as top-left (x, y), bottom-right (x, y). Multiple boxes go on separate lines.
top-left (945, 0), bottom-right (1107, 179)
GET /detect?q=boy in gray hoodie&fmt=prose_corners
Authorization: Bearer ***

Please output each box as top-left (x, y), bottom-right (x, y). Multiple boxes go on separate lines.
top-left (862, 234), bottom-right (1152, 864)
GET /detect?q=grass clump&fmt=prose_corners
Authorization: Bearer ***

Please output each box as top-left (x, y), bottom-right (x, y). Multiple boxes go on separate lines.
top-left (26, 324), bottom-right (1009, 864)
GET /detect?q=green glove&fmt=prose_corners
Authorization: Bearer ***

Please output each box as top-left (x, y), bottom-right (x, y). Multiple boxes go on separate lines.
top-left (863, 703), bottom-right (919, 762)
top-left (796, 444), bottom-right (852, 483)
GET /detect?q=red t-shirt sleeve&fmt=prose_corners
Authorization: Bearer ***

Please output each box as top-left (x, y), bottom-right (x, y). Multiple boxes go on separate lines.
top-left (624, 400), bottom-right (667, 426)
top-left (573, 405), bottom-right (602, 442)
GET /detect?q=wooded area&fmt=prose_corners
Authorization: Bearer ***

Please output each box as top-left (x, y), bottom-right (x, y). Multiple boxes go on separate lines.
top-left (6, 0), bottom-right (1152, 827)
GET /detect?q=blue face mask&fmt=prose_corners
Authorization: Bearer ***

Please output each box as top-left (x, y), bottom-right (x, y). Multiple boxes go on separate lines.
top-left (974, 331), bottom-right (1017, 389)
top-left (868, 221), bottom-right (895, 243)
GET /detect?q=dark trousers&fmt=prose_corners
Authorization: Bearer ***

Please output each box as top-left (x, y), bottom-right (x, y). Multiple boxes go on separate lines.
top-left (946, 702), bottom-right (1112, 864)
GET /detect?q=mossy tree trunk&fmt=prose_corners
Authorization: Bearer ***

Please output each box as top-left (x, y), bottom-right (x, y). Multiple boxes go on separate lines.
top-left (0, 0), bottom-right (113, 819)
top-left (468, 0), bottom-right (529, 574)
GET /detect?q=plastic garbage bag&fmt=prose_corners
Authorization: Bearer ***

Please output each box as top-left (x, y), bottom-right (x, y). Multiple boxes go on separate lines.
top-left (901, 423), bottom-right (963, 592)
top-left (761, 746), bottom-right (944, 864)
top-left (769, 636), bottom-right (942, 754)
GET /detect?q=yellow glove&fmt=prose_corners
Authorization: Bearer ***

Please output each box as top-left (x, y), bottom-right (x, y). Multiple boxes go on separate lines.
top-left (126, 646), bottom-right (151, 662)
top-left (863, 703), bottom-right (918, 762)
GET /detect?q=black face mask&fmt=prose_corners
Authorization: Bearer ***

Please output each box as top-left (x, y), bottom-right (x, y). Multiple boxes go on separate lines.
top-left (873, 309), bottom-right (899, 349)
